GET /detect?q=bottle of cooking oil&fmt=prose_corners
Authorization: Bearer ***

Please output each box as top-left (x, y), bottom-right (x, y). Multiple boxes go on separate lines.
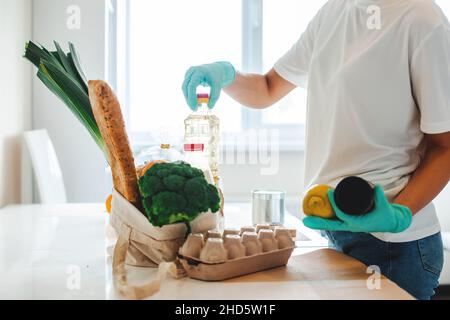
top-left (184, 93), bottom-right (220, 186)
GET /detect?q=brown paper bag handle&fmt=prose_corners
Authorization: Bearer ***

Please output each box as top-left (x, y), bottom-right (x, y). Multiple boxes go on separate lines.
top-left (112, 224), bottom-right (177, 299)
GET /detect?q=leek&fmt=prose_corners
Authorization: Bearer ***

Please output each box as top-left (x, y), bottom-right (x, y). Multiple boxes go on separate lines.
top-left (23, 41), bottom-right (108, 162)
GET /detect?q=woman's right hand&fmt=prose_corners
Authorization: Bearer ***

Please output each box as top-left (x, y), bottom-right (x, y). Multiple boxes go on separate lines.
top-left (182, 61), bottom-right (236, 111)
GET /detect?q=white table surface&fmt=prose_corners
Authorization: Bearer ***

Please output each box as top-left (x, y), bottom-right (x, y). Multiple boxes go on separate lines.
top-left (0, 203), bottom-right (411, 300)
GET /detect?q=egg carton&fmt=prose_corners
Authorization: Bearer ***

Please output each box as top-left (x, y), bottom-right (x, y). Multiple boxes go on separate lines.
top-left (178, 225), bottom-right (297, 281)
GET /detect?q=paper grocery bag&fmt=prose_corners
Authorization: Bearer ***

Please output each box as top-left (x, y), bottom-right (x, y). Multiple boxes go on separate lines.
top-left (109, 189), bottom-right (218, 299)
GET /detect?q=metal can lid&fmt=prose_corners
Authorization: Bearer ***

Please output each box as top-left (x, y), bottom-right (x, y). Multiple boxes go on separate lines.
top-left (252, 190), bottom-right (286, 200)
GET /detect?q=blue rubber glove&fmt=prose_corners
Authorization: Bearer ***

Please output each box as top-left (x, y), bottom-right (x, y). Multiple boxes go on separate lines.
top-left (303, 185), bottom-right (413, 233)
top-left (182, 61), bottom-right (236, 111)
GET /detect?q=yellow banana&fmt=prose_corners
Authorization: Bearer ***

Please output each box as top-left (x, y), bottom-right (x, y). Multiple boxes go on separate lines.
top-left (302, 185), bottom-right (335, 219)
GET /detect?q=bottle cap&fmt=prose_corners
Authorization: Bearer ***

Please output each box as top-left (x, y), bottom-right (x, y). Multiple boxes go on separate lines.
top-left (197, 93), bottom-right (210, 104)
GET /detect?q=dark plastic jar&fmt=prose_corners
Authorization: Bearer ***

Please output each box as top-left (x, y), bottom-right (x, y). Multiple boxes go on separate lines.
top-left (333, 176), bottom-right (375, 216)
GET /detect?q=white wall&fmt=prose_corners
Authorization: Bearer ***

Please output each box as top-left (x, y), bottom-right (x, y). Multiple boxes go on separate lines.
top-left (221, 152), bottom-right (305, 214)
top-left (0, 0), bottom-right (32, 208)
top-left (32, 0), bottom-right (110, 202)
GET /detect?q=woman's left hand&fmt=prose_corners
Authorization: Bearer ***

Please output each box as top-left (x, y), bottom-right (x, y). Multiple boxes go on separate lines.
top-left (303, 186), bottom-right (413, 233)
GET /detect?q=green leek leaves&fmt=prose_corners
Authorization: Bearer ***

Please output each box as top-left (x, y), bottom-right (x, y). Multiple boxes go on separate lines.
top-left (23, 41), bottom-right (108, 161)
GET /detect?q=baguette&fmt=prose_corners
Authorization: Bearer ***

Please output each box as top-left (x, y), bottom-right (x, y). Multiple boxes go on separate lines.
top-left (88, 80), bottom-right (141, 207)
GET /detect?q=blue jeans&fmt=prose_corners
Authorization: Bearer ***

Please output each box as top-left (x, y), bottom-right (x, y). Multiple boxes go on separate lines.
top-left (324, 231), bottom-right (444, 300)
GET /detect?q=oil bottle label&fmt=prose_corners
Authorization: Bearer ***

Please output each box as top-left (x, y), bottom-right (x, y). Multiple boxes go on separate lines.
top-left (184, 144), bottom-right (205, 152)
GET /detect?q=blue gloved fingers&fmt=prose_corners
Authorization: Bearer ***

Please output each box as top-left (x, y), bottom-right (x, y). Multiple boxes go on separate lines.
top-left (182, 62), bottom-right (236, 110)
top-left (182, 67), bottom-right (195, 102)
top-left (373, 185), bottom-right (390, 209)
top-left (208, 81), bottom-right (221, 109)
top-left (324, 184), bottom-right (413, 234)
top-left (303, 216), bottom-right (345, 232)
top-left (391, 204), bottom-right (413, 232)
top-left (186, 73), bottom-right (205, 111)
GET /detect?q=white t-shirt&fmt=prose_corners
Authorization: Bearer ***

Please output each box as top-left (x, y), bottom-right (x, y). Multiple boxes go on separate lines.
top-left (274, 0), bottom-right (450, 242)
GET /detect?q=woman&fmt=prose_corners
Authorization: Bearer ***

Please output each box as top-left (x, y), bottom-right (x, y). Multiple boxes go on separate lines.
top-left (182, 0), bottom-right (450, 300)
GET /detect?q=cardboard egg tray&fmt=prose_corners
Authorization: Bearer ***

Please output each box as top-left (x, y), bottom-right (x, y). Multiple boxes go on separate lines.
top-left (179, 225), bottom-right (297, 281)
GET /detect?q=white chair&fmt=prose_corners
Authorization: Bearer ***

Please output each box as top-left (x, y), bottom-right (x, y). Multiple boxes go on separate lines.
top-left (23, 129), bottom-right (67, 204)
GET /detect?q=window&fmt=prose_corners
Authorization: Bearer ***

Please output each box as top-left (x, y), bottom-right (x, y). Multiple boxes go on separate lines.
top-left (113, 0), bottom-right (327, 149)
top-left (261, 0), bottom-right (326, 127)
top-left (437, 1), bottom-right (450, 19)
top-left (114, 0), bottom-right (450, 148)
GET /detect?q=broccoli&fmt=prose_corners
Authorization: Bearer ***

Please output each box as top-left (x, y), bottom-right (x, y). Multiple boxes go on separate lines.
top-left (138, 161), bottom-right (221, 227)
